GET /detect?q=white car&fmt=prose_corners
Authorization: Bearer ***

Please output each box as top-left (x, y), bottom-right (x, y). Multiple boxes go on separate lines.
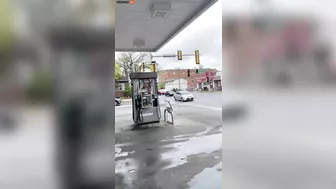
top-left (174, 91), bottom-right (194, 102)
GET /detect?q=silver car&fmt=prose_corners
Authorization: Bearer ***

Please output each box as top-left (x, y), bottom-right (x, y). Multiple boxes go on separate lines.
top-left (174, 91), bottom-right (194, 102)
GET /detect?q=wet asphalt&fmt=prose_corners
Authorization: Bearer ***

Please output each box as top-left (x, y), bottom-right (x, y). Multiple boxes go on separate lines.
top-left (115, 92), bottom-right (222, 189)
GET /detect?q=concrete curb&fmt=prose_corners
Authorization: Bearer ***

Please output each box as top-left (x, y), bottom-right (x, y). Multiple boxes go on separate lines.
top-left (121, 99), bottom-right (132, 102)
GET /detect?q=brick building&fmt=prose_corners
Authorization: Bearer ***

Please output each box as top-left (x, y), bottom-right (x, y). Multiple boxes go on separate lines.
top-left (158, 68), bottom-right (217, 89)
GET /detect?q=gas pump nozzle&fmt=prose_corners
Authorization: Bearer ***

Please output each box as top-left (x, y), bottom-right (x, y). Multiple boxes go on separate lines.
top-left (134, 94), bottom-right (143, 122)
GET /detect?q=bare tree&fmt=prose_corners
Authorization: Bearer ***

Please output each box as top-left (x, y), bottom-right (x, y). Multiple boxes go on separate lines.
top-left (117, 52), bottom-right (152, 78)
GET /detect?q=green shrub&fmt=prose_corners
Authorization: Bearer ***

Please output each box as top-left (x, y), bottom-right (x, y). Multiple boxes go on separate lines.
top-left (158, 82), bottom-right (165, 89)
top-left (124, 85), bottom-right (131, 97)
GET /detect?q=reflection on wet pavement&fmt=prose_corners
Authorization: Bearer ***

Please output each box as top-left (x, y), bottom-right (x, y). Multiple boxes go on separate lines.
top-left (161, 132), bottom-right (221, 170)
top-left (115, 121), bottom-right (222, 188)
top-left (115, 91), bottom-right (222, 188)
top-left (188, 162), bottom-right (222, 189)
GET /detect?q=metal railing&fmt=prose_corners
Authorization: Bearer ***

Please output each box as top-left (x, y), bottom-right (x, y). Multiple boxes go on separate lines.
top-left (164, 100), bottom-right (174, 125)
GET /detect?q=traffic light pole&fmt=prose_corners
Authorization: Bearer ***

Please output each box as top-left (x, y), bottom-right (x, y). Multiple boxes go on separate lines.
top-left (151, 51), bottom-right (200, 90)
top-left (179, 68), bottom-right (181, 89)
top-left (199, 64), bottom-right (201, 90)
top-left (151, 54), bottom-right (201, 58)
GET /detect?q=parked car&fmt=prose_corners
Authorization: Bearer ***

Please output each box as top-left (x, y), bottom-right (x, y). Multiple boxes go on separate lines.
top-left (174, 91), bottom-right (194, 102)
top-left (158, 89), bottom-right (166, 95)
top-left (172, 88), bottom-right (181, 93)
top-left (115, 97), bottom-right (121, 106)
top-left (165, 90), bottom-right (174, 97)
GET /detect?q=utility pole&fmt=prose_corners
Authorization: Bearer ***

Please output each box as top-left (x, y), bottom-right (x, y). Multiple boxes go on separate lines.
top-left (179, 68), bottom-right (181, 89)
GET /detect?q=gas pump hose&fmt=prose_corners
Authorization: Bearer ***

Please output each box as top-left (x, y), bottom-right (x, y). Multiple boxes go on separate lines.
top-left (133, 95), bottom-right (143, 123)
top-left (137, 108), bottom-right (143, 122)
top-left (133, 106), bottom-right (143, 123)
top-left (157, 97), bottom-right (161, 119)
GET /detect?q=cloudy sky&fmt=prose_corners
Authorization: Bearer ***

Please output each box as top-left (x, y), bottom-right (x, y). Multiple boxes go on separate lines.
top-left (153, 1), bottom-right (222, 70)
top-left (116, 0), bottom-right (222, 71)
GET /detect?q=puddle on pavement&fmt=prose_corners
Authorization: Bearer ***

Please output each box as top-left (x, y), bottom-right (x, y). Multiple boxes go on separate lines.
top-left (161, 126), bottom-right (221, 143)
top-left (188, 162), bottom-right (222, 189)
top-left (173, 133), bottom-right (195, 138)
top-left (161, 132), bottom-right (222, 169)
top-left (115, 143), bottom-right (135, 158)
top-left (115, 158), bottom-right (137, 186)
top-left (194, 127), bottom-right (214, 137)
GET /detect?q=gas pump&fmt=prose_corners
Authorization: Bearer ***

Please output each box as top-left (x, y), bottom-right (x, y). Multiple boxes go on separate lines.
top-left (130, 72), bottom-right (161, 124)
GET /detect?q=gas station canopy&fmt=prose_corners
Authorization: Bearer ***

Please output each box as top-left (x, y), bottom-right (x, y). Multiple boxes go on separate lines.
top-left (116, 0), bottom-right (218, 52)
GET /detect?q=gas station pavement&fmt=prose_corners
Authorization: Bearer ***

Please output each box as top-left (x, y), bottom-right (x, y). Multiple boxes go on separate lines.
top-left (115, 95), bottom-right (222, 188)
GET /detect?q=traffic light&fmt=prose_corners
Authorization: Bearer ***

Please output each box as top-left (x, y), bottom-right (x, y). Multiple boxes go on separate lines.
top-left (196, 69), bottom-right (199, 74)
top-left (195, 50), bottom-right (200, 64)
top-left (151, 63), bottom-right (156, 72)
top-left (142, 63), bottom-right (145, 72)
top-left (177, 50), bottom-right (182, 60)
top-left (187, 69), bottom-right (190, 77)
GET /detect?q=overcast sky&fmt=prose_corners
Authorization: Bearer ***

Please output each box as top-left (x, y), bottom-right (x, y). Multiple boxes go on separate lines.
top-left (153, 1), bottom-right (222, 70)
top-left (115, 0), bottom-right (222, 71)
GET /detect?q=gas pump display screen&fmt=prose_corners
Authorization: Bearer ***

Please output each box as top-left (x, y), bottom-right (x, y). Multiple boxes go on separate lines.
top-left (139, 79), bottom-right (151, 93)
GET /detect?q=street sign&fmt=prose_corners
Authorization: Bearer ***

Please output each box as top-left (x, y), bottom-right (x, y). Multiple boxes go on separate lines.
top-left (177, 50), bottom-right (182, 60)
top-left (196, 77), bottom-right (206, 83)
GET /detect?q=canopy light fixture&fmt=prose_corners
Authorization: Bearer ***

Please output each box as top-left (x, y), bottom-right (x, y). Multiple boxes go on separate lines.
top-left (133, 38), bottom-right (145, 48)
top-left (151, 2), bottom-right (171, 19)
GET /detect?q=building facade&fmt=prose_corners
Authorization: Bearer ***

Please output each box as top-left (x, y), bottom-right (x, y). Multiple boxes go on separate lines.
top-left (214, 71), bottom-right (222, 90)
top-left (195, 70), bottom-right (221, 90)
top-left (158, 68), bottom-right (217, 90)
top-left (164, 78), bottom-right (188, 91)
